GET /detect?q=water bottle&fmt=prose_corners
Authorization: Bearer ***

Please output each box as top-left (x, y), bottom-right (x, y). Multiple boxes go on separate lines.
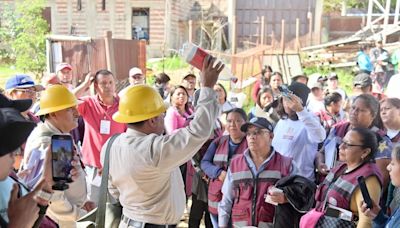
top-left (179, 42), bottom-right (237, 81)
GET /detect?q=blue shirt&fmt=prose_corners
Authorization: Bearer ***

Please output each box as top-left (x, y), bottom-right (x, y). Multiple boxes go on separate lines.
top-left (357, 51), bottom-right (373, 72)
top-left (373, 207), bottom-right (400, 228)
top-left (217, 149), bottom-right (298, 226)
top-left (201, 137), bottom-right (243, 179)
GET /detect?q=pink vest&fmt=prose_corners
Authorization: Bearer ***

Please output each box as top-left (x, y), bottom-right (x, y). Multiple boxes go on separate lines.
top-left (315, 162), bottom-right (382, 212)
top-left (230, 152), bottom-right (292, 226)
top-left (207, 135), bottom-right (248, 214)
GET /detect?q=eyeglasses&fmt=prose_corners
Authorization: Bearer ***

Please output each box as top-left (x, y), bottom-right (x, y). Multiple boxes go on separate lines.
top-left (14, 88), bottom-right (36, 94)
top-left (341, 141), bottom-right (364, 148)
top-left (246, 129), bottom-right (270, 137)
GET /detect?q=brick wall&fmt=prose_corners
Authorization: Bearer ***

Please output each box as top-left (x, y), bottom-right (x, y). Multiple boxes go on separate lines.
top-left (0, 0), bottom-right (213, 57)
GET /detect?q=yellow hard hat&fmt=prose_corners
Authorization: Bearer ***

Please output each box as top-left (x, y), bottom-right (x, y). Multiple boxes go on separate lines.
top-left (36, 84), bottom-right (78, 116)
top-left (113, 85), bottom-right (166, 123)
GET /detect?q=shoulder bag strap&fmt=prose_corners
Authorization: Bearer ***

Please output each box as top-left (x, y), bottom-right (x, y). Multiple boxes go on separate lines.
top-left (95, 133), bottom-right (120, 227)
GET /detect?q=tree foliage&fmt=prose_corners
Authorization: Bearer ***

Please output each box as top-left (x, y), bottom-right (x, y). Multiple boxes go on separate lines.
top-left (324, 0), bottom-right (397, 13)
top-left (324, 0), bottom-right (367, 13)
top-left (0, 4), bottom-right (18, 63)
top-left (5, 0), bottom-right (48, 78)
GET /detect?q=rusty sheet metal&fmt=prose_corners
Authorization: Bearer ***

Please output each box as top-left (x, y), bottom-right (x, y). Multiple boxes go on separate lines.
top-left (59, 40), bottom-right (89, 85)
top-left (112, 39), bottom-right (140, 81)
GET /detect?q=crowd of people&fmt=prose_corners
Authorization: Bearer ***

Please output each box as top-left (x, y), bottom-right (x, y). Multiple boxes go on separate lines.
top-left (0, 46), bottom-right (400, 228)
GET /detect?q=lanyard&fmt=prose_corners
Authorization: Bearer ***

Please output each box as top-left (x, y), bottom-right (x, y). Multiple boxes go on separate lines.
top-left (93, 96), bottom-right (114, 120)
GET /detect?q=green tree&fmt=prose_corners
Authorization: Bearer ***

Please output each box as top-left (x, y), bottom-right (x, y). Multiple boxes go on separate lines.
top-left (13, 0), bottom-right (48, 78)
top-left (324, 0), bottom-right (368, 13)
top-left (324, 0), bottom-right (396, 13)
top-left (0, 5), bottom-right (18, 63)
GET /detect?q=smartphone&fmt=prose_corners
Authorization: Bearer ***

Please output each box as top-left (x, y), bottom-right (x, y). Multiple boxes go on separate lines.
top-left (357, 176), bottom-right (373, 209)
top-left (51, 135), bottom-right (73, 183)
top-left (325, 207), bottom-right (341, 218)
top-left (278, 85), bottom-right (292, 99)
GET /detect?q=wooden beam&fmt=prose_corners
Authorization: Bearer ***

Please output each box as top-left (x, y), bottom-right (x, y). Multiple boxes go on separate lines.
top-left (367, 0), bottom-right (374, 27)
top-left (383, 0), bottom-right (391, 44)
top-left (188, 20), bottom-right (193, 43)
top-left (395, 0), bottom-right (400, 24)
top-left (104, 31), bottom-right (116, 74)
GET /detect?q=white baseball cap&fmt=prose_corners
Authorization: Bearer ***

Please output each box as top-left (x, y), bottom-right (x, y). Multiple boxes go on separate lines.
top-left (129, 67), bottom-right (143, 77)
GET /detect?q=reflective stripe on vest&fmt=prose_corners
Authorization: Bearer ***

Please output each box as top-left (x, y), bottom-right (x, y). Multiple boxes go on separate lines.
top-left (230, 152), bottom-right (292, 226)
top-left (208, 135), bottom-right (248, 215)
top-left (231, 170), bottom-right (282, 184)
top-left (316, 162), bottom-right (382, 210)
top-left (213, 153), bottom-right (228, 163)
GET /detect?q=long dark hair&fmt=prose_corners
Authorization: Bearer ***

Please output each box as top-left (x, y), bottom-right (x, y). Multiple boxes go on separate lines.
top-left (215, 83), bottom-right (228, 102)
top-left (256, 86), bottom-right (274, 108)
top-left (169, 85), bottom-right (191, 114)
top-left (324, 91), bottom-right (342, 107)
top-left (275, 97), bottom-right (298, 121)
top-left (261, 65), bottom-right (273, 86)
top-left (354, 94), bottom-right (383, 129)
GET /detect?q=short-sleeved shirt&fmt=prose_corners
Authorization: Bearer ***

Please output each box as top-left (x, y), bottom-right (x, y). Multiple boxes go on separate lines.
top-left (78, 95), bottom-right (126, 168)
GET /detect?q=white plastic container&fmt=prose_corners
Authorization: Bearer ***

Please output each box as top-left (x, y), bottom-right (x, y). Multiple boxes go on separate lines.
top-left (180, 42), bottom-right (237, 81)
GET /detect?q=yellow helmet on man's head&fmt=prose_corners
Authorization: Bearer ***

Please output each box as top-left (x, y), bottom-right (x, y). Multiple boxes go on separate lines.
top-left (36, 84), bottom-right (78, 116)
top-left (113, 85), bottom-right (166, 123)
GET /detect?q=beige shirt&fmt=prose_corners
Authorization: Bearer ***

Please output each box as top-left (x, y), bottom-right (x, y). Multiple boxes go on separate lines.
top-left (22, 121), bottom-right (87, 227)
top-left (101, 87), bottom-right (219, 224)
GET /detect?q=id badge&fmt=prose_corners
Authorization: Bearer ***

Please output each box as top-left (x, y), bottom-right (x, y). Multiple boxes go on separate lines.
top-left (100, 120), bottom-right (111, 135)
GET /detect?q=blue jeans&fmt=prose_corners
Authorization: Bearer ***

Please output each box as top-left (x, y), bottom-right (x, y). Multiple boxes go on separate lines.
top-left (210, 213), bottom-right (218, 228)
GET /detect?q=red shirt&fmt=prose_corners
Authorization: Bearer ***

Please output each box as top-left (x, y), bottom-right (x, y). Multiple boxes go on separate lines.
top-left (78, 95), bottom-right (126, 168)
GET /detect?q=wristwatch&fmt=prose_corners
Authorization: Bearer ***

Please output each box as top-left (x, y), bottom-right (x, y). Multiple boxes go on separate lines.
top-left (36, 190), bottom-right (53, 201)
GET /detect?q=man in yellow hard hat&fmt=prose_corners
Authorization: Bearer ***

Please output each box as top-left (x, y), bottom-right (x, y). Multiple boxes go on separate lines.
top-left (101, 56), bottom-right (224, 226)
top-left (20, 85), bottom-right (92, 227)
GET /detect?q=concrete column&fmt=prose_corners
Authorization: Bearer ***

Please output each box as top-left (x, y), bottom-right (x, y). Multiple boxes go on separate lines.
top-left (125, 0), bottom-right (131, 39)
top-left (164, 0), bottom-right (171, 51)
top-left (67, 0), bottom-right (72, 34)
top-left (86, 0), bottom-right (96, 37)
top-left (109, 0), bottom-right (116, 35)
top-left (228, 0), bottom-right (237, 53)
top-left (314, 0), bottom-right (324, 45)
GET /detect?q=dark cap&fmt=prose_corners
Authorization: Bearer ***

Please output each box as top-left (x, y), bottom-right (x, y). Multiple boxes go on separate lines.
top-left (288, 82), bottom-right (310, 106)
top-left (353, 73), bottom-right (372, 87)
top-left (0, 108), bottom-right (36, 156)
top-left (0, 93), bottom-right (32, 112)
top-left (241, 117), bottom-right (274, 132)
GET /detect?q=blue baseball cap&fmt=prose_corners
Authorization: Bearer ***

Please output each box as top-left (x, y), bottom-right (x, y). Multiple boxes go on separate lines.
top-left (241, 117), bottom-right (274, 132)
top-left (5, 74), bottom-right (44, 91)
